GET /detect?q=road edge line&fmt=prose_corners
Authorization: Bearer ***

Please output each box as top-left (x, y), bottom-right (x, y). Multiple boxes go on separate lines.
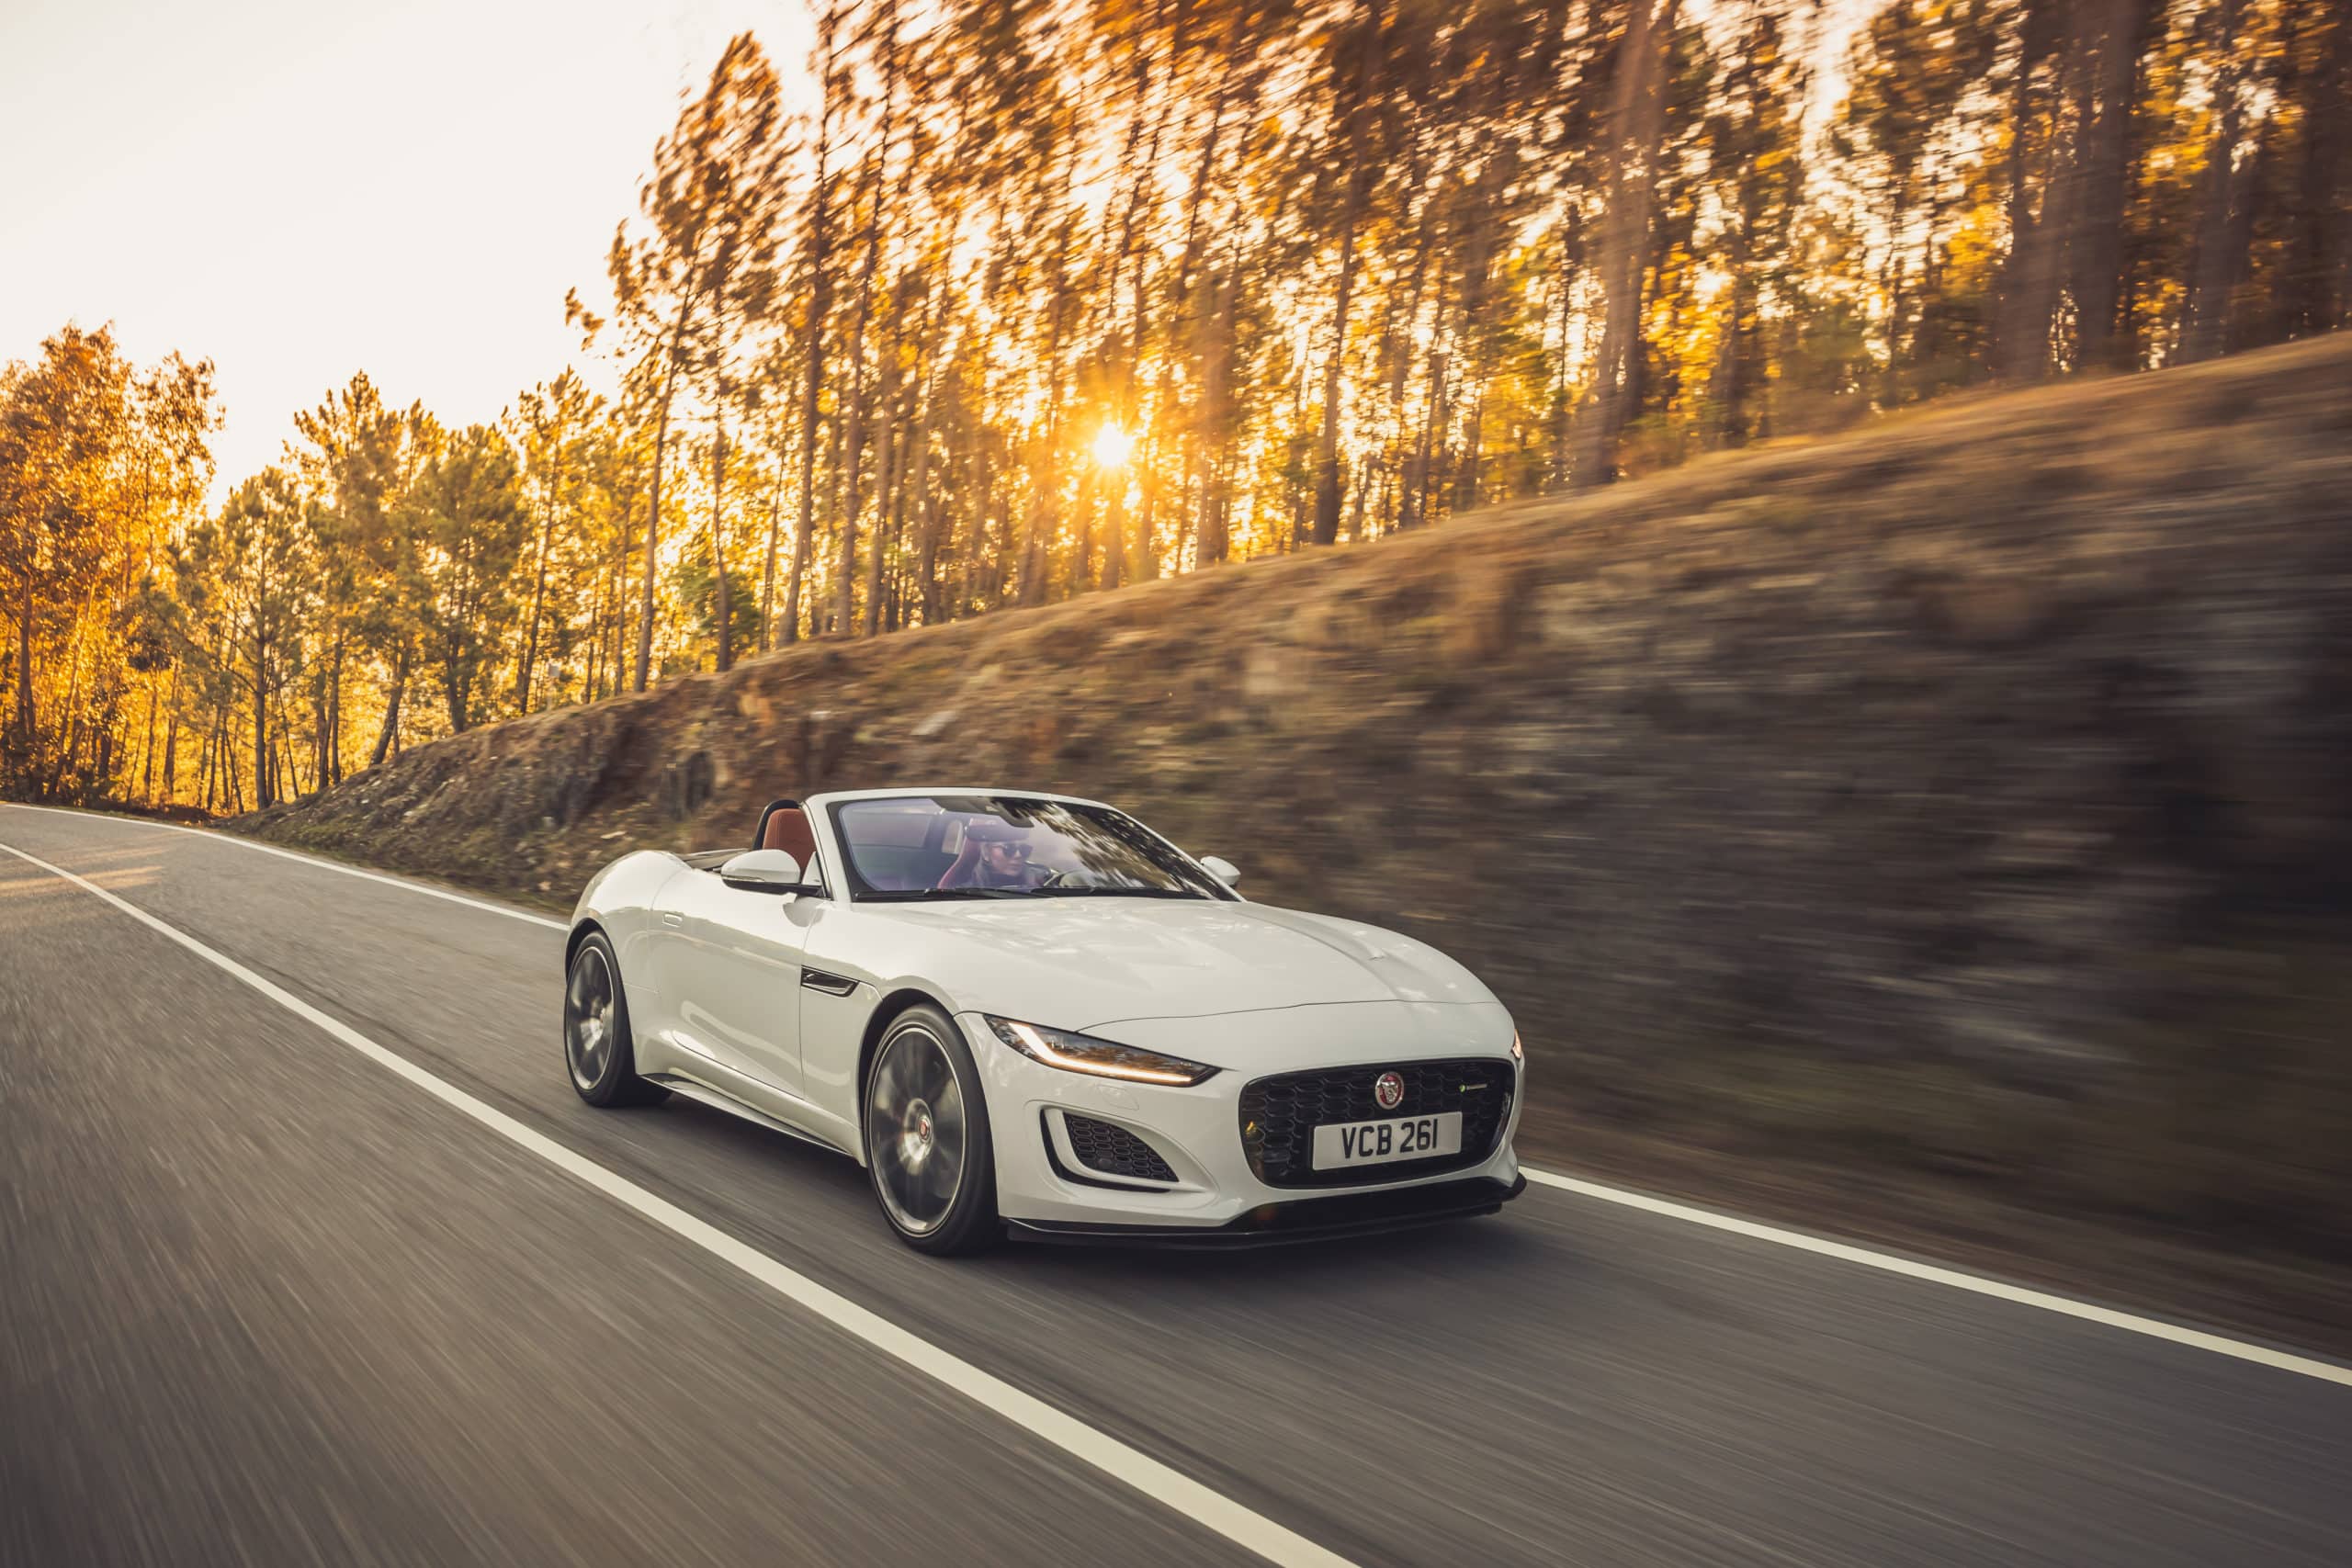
top-left (1521, 1168), bottom-right (2352, 1389)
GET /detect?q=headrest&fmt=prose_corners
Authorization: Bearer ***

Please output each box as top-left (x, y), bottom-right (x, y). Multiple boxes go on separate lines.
top-left (760, 806), bottom-right (817, 861)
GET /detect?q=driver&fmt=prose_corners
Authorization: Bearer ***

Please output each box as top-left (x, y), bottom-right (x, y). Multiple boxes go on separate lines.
top-left (935, 818), bottom-right (1044, 890)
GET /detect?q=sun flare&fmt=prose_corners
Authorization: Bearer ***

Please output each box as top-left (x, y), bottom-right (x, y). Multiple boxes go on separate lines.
top-left (1090, 422), bottom-right (1136, 471)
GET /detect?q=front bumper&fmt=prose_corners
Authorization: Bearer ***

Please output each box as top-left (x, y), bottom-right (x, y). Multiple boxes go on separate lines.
top-left (959, 1005), bottom-right (1525, 1237)
top-left (1005, 1174), bottom-right (1527, 1248)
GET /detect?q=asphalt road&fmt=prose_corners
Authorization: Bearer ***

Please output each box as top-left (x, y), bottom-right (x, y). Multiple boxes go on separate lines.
top-left (3, 805), bottom-right (2347, 1568)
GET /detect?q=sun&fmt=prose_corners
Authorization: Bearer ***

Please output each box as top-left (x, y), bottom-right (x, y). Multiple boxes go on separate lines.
top-left (1090, 422), bottom-right (1136, 471)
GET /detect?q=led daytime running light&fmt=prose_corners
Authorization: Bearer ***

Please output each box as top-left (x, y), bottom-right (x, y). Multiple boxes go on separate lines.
top-left (989, 1018), bottom-right (1213, 1086)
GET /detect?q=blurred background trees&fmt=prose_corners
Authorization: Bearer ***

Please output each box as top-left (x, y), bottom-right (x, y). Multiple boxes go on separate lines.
top-left (4, 0), bottom-right (2346, 809)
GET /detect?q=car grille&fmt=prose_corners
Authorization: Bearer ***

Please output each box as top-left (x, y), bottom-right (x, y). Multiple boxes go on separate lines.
top-left (1063, 1113), bottom-right (1178, 1184)
top-left (1238, 1058), bottom-right (1515, 1189)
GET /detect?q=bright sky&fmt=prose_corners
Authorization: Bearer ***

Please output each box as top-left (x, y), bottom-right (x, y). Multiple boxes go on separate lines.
top-left (2, 0), bottom-right (813, 488)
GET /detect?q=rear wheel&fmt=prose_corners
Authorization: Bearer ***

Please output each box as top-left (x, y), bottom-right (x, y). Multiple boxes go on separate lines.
top-left (863, 1005), bottom-right (998, 1255)
top-left (564, 933), bottom-right (669, 1108)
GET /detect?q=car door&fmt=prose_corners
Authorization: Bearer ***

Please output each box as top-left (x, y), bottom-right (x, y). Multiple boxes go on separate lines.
top-left (650, 867), bottom-right (813, 1101)
top-left (786, 899), bottom-right (886, 1135)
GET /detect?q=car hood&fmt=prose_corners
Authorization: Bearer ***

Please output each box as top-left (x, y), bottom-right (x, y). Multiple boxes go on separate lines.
top-left (860, 897), bottom-right (1495, 1032)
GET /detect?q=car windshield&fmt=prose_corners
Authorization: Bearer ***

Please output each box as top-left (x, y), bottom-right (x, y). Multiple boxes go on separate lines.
top-left (831, 795), bottom-right (1227, 902)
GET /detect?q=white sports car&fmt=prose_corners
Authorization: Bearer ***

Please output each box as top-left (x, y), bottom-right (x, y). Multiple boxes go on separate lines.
top-left (563, 789), bottom-right (1525, 1253)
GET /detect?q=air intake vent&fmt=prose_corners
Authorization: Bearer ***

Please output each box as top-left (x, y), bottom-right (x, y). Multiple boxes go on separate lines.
top-left (1063, 1114), bottom-right (1178, 1184)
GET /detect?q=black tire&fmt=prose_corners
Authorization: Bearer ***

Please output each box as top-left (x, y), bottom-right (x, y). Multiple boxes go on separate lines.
top-left (564, 932), bottom-right (670, 1108)
top-left (862, 1004), bottom-right (999, 1256)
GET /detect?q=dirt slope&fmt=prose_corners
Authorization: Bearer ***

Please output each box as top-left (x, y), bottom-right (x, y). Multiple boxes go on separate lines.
top-left (248, 333), bottom-right (2352, 1322)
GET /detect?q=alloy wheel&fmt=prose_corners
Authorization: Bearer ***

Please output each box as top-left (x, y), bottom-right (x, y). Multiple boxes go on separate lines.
top-left (866, 1025), bottom-right (967, 1235)
top-left (565, 945), bottom-right (616, 1092)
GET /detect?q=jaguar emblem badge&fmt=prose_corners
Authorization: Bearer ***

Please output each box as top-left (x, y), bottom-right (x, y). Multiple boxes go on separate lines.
top-left (1373, 1071), bottom-right (1405, 1111)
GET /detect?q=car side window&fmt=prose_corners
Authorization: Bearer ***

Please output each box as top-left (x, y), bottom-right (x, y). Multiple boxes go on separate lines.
top-left (838, 805), bottom-right (945, 891)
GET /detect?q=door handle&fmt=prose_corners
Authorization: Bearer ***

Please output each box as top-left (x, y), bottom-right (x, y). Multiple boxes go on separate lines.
top-left (662, 912), bottom-right (684, 928)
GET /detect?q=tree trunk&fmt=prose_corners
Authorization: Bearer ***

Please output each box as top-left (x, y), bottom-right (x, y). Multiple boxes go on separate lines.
top-left (636, 329), bottom-right (686, 691)
top-left (220, 708), bottom-right (243, 814)
top-left (1454, 385), bottom-right (1487, 512)
top-left (906, 326), bottom-right (947, 627)
top-left (141, 682), bottom-right (158, 801)
top-left (368, 658), bottom-right (406, 769)
top-left (1312, 2), bottom-right (1384, 545)
top-left (832, 215), bottom-right (882, 637)
top-left (446, 671), bottom-right (469, 733)
top-left (1311, 200), bottom-right (1363, 546)
top-left (310, 664), bottom-right (327, 792)
top-left (1017, 207), bottom-right (1080, 607)
top-left (2182, 0), bottom-right (2248, 363)
top-left (831, 26), bottom-right (900, 640)
top-left (252, 638), bottom-right (271, 811)
top-left (1998, 0), bottom-right (2065, 380)
top-left (1132, 39), bottom-right (1239, 581)
top-left (1415, 344), bottom-right (1449, 525)
top-left (1713, 203), bottom-right (1754, 448)
top-left (2070, 0), bottom-right (2154, 370)
top-left (598, 509), bottom-right (627, 698)
top-left (1571, 0), bottom-right (1680, 489)
top-left (327, 642), bottom-right (344, 785)
top-left (584, 546), bottom-right (605, 701)
top-left (2323, 7), bottom-right (2352, 333)
top-left (756, 467), bottom-right (785, 654)
top-left (1384, 135), bottom-right (1442, 517)
top-left (784, 98), bottom-right (837, 648)
top-left (861, 298), bottom-right (905, 636)
top-left (711, 414), bottom-right (732, 672)
top-left (14, 571), bottom-right (32, 747)
top-left (40, 599), bottom-right (91, 798)
top-left (279, 691), bottom-right (305, 798)
top-left (518, 452), bottom-right (560, 710)
top-left (2275, 5), bottom-right (2348, 338)
top-left (1449, 127), bottom-right (1514, 511)
top-left (784, 385), bottom-right (822, 645)
top-left (1196, 261), bottom-right (1238, 564)
top-left (197, 708), bottom-right (215, 813)
top-left (1885, 191), bottom-right (1909, 406)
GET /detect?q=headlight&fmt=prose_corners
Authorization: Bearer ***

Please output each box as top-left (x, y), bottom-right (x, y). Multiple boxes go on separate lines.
top-left (1510, 1030), bottom-right (1523, 1064)
top-left (985, 1016), bottom-right (1219, 1087)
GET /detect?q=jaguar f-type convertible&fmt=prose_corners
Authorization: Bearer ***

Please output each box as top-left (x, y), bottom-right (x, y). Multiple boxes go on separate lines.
top-left (562, 789), bottom-right (1525, 1253)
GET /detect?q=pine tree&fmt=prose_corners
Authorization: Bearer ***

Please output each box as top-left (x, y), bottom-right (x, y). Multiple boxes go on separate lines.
top-left (596, 32), bottom-right (790, 690)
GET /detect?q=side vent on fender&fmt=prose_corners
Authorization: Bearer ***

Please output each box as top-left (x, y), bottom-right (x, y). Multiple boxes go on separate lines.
top-left (798, 968), bottom-right (858, 998)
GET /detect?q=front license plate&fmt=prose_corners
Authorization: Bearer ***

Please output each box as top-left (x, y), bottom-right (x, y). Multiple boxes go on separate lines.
top-left (1311, 1111), bottom-right (1464, 1170)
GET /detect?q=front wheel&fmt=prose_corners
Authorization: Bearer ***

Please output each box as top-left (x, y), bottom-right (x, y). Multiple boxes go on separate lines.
top-left (564, 933), bottom-right (669, 1108)
top-left (863, 1006), bottom-right (998, 1255)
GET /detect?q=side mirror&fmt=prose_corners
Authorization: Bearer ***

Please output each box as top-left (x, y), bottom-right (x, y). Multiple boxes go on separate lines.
top-left (1199, 855), bottom-right (1241, 887)
top-left (718, 848), bottom-right (815, 893)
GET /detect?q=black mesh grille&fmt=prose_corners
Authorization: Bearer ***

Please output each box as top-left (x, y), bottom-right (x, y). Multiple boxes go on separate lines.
top-left (1238, 1058), bottom-right (1514, 1189)
top-left (1063, 1114), bottom-right (1178, 1184)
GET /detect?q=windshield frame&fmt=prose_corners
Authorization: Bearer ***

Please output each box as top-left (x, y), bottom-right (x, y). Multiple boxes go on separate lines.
top-left (824, 794), bottom-right (1238, 905)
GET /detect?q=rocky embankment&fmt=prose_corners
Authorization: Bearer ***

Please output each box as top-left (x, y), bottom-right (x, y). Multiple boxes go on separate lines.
top-left (249, 334), bottom-right (2352, 1302)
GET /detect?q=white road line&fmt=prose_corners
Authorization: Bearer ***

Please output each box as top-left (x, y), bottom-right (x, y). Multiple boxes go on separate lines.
top-left (10, 801), bottom-right (2346, 1393)
top-left (1523, 1168), bottom-right (2352, 1389)
top-left (0, 802), bottom-right (566, 930)
top-left (0, 839), bottom-right (1356, 1568)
